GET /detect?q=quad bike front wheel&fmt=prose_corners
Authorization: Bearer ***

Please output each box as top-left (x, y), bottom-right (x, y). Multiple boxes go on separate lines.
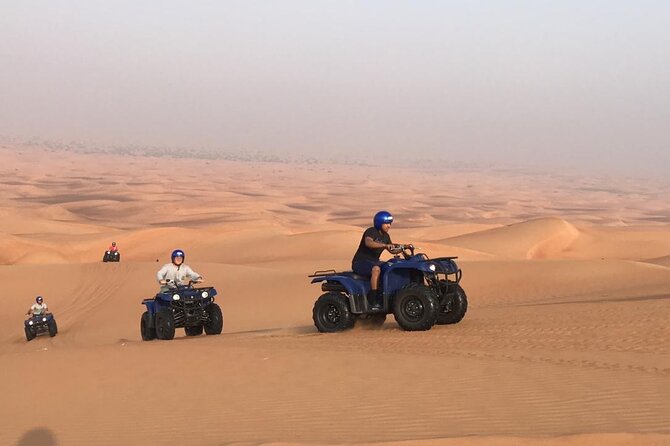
top-left (25, 326), bottom-right (36, 341)
top-left (155, 308), bottom-right (176, 340)
top-left (48, 319), bottom-right (58, 337)
top-left (204, 303), bottom-right (223, 335)
top-left (140, 311), bottom-right (156, 341)
top-left (392, 284), bottom-right (438, 331)
top-left (437, 282), bottom-right (468, 325)
top-left (312, 292), bottom-right (355, 333)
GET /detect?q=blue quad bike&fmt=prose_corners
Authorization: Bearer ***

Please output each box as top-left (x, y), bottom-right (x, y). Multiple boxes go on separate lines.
top-left (140, 280), bottom-right (223, 341)
top-left (24, 313), bottom-right (58, 341)
top-left (309, 245), bottom-right (467, 332)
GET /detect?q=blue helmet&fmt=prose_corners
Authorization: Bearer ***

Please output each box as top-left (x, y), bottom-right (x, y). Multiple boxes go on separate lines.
top-left (36, 296), bottom-right (43, 304)
top-left (373, 211), bottom-right (393, 230)
top-left (171, 249), bottom-right (185, 263)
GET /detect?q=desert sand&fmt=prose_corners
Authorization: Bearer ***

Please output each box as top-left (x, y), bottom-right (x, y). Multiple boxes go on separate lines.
top-left (0, 144), bottom-right (668, 446)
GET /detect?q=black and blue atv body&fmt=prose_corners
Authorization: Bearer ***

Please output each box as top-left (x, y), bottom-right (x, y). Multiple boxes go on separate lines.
top-left (140, 281), bottom-right (223, 340)
top-left (103, 250), bottom-right (120, 262)
top-left (309, 245), bottom-right (467, 332)
top-left (24, 313), bottom-right (58, 341)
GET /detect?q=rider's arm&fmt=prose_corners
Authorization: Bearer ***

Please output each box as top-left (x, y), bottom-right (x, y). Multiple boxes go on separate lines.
top-left (185, 266), bottom-right (202, 281)
top-left (156, 265), bottom-right (169, 284)
top-left (364, 237), bottom-right (392, 251)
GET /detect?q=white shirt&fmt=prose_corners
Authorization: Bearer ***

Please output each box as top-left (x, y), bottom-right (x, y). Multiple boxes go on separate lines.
top-left (156, 263), bottom-right (201, 286)
top-left (31, 303), bottom-right (48, 315)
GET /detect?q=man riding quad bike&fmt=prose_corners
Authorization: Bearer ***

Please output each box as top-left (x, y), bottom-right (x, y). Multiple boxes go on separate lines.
top-left (24, 296), bottom-right (58, 341)
top-left (140, 249), bottom-right (223, 340)
top-left (102, 241), bottom-right (120, 262)
top-left (309, 211), bottom-right (468, 332)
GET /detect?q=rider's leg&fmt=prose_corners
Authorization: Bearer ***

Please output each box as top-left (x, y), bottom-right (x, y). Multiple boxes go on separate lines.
top-left (367, 265), bottom-right (382, 308)
top-left (370, 265), bottom-right (381, 291)
top-left (354, 260), bottom-right (383, 309)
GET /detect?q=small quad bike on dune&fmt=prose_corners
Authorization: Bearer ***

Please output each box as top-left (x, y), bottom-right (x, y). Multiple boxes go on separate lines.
top-left (309, 244), bottom-right (467, 332)
top-left (24, 313), bottom-right (58, 341)
top-left (140, 280), bottom-right (223, 341)
top-left (102, 250), bottom-right (120, 262)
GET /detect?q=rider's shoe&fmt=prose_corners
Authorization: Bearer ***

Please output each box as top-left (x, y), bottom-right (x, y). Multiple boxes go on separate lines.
top-left (367, 290), bottom-right (382, 311)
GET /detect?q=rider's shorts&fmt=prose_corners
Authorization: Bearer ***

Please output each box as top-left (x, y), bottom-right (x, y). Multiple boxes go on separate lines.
top-left (352, 259), bottom-right (383, 277)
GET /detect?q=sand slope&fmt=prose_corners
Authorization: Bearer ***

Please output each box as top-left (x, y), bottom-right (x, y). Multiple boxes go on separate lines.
top-left (1, 146), bottom-right (669, 446)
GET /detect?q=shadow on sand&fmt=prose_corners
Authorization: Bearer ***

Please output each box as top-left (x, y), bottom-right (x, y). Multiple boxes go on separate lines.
top-left (16, 428), bottom-right (57, 446)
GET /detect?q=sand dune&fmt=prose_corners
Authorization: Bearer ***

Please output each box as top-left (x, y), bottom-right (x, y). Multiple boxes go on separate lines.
top-left (1, 146), bottom-right (669, 445)
top-left (440, 217), bottom-right (580, 259)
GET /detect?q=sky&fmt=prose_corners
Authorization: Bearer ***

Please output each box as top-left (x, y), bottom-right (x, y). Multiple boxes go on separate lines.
top-left (1, 1), bottom-right (669, 174)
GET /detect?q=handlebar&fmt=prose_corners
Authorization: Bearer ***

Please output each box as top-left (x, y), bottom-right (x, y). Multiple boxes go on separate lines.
top-left (390, 244), bottom-right (415, 259)
top-left (161, 278), bottom-right (204, 288)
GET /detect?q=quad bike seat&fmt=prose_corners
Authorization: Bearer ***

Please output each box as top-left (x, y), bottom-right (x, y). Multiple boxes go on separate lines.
top-left (339, 271), bottom-right (370, 281)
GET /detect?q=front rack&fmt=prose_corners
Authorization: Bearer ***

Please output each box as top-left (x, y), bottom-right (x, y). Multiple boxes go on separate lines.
top-left (431, 256), bottom-right (459, 261)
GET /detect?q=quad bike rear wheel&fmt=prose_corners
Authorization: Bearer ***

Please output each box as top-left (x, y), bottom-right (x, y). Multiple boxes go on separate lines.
top-left (392, 284), bottom-right (438, 331)
top-left (312, 292), bottom-right (355, 333)
top-left (155, 308), bottom-right (176, 340)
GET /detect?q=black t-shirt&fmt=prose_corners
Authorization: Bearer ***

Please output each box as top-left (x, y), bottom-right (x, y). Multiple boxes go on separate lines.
top-left (352, 227), bottom-right (392, 263)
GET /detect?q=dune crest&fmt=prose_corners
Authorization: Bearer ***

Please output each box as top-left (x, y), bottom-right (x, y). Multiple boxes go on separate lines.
top-left (441, 217), bottom-right (580, 259)
top-left (641, 255), bottom-right (670, 268)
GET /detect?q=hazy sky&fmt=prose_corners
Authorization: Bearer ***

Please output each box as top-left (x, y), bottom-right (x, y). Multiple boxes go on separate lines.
top-left (1, 1), bottom-right (669, 173)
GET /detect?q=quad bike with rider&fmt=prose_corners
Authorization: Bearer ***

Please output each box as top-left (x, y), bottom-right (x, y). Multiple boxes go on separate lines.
top-left (24, 296), bottom-right (58, 341)
top-left (140, 279), bottom-right (223, 341)
top-left (103, 242), bottom-right (120, 262)
top-left (309, 244), bottom-right (467, 332)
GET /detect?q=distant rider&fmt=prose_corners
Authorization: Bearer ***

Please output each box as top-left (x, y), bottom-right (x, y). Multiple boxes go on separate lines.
top-left (351, 211), bottom-right (407, 309)
top-left (156, 249), bottom-right (203, 292)
top-left (27, 295), bottom-right (48, 317)
top-left (108, 241), bottom-right (118, 253)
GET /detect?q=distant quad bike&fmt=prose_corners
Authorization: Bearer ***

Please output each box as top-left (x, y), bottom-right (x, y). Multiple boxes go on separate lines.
top-left (102, 250), bottom-right (120, 262)
top-left (309, 245), bottom-right (467, 332)
top-left (140, 280), bottom-right (223, 341)
top-left (24, 313), bottom-right (58, 341)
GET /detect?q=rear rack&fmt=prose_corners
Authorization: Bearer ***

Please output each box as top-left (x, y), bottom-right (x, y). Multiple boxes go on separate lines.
top-left (432, 256), bottom-right (459, 261)
top-left (308, 269), bottom-right (338, 278)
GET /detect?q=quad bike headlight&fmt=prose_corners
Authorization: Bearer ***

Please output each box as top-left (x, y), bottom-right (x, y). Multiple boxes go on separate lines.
top-left (428, 264), bottom-right (436, 272)
top-left (28, 320), bottom-right (34, 325)
top-left (201, 291), bottom-right (209, 298)
top-left (42, 317), bottom-right (47, 322)
top-left (172, 294), bottom-right (181, 301)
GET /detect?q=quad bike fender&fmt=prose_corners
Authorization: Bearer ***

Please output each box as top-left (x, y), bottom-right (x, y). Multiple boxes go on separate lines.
top-left (24, 318), bottom-right (37, 328)
top-left (142, 299), bottom-right (158, 314)
top-left (311, 276), bottom-right (369, 314)
top-left (311, 275), bottom-right (367, 297)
